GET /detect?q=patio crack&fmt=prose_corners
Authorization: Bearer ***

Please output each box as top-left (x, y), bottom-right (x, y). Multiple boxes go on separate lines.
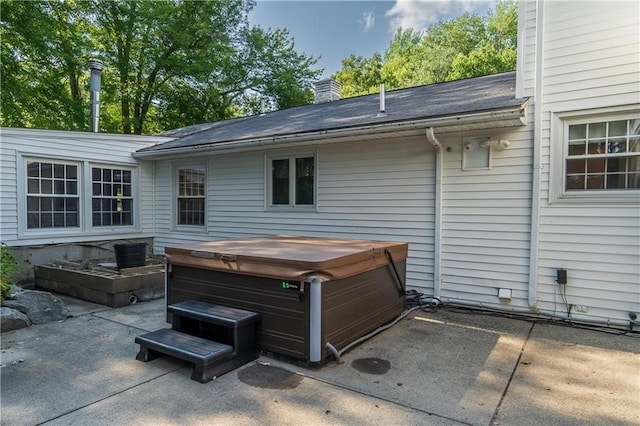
top-left (489, 321), bottom-right (535, 425)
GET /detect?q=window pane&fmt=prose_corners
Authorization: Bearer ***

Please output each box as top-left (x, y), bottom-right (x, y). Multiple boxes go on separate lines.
top-left (630, 137), bottom-right (640, 153)
top-left (93, 183), bottom-right (101, 196)
top-left (566, 175), bottom-right (585, 190)
top-left (586, 158), bottom-right (605, 173)
top-left (103, 169), bottom-right (111, 182)
top-left (41, 163), bottom-right (52, 178)
top-left (609, 120), bottom-right (627, 137)
top-left (587, 140), bottom-right (605, 155)
top-left (566, 159), bottom-right (585, 174)
top-left (606, 174), bottom-right (625, 189)
top-left (27, 213), bottom-right (39, 228)
top-left (41, 197), bottom-right (53, 212)
top-left (295, 157), bottom-right (314, 205)
top-left (123, 184), bottom-right (131, 196)
top-left (628, 173), bottom-right (640, 188)
top-left (607, 138), bottom-right (626, 153)
top-left (569, 124), bottom-right (586, 140)
top-left (27, 197), bottom-right (39, 211)
top-left (588, 122), bottom-right (606, 138)
top-left (66, 213), bottom-right (78, 227)
top-left (27, 162), bottom-right (40, 178)
top-left (568, 140), bottom-right (585, 156)
top-left (41, 179), bottom-right (52, 194)
top-left (630, 119), bottom-right (640, 136)
top-left (586, 175), bottom-right (604, 190)
top-left (53, 198), bottom-right (65, 211)
top-left (66, 165), bottom-right (77, 179)
top-left (66, 198), bottom-right (78, 211)
top-left (122, 170), bottom-right (132, 183)
top-left (41, 213), bottom-right (52, 228)
top-left (103, 183), bottom-right (112, 196)
top-left (93, 168), bottom-right (101, 181)
top-left (607, 157), bottom-right (626, 173)
top-left (66, 181), bottom-right (77, 195)
top-left (272, 159), bottom-right (289, 205)
top-left (54, 164), bottom-right (65, 178)
top-left (54, 213), bottom-right (65, 227)
top-left (54, 180), bottom-right (65, 194)
top-left (28, 178), bottom-right (39, 194)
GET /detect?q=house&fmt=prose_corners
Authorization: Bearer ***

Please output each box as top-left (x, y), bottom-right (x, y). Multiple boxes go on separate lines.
top-left (1, 0), bottom-right (638, 328)
top-left (0, 128), bottom-right (171, 276)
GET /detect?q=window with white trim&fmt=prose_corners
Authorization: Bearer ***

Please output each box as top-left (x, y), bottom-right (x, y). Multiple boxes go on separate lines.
top-left (26, 160), bottom-right (79, 229)
top-left (267, 154), bottom-right (315, 209)
top-left (565, 118), bottom-right (640, 191)
top-left (176, 167), bottom-right (205, 226)
top-left (91, 167), bottom-right (133, 226)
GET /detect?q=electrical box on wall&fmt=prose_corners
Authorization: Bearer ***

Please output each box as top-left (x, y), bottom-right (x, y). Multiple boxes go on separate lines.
top-left (462, 136), bottom-right (491, 170)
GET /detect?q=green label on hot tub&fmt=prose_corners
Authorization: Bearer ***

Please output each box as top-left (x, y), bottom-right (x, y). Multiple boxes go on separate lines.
top-left (281, 281), bottom-right (299, 290)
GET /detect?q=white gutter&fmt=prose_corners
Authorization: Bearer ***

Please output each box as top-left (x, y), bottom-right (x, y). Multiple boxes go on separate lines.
top-left (426, 128), bottom-right (442, 300)
top-left (528, 0), bottom-right (545, 308)
top-left (133, 107), bottom-right (526, 159)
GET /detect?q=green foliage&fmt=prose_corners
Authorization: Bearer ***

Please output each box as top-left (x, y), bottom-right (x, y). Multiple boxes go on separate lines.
top-left (1, 0), bottom-right (320, 134)
top-left (334, 0), bottom-right (518, 97)
top-left (0, 244), bottom-right (17, 302)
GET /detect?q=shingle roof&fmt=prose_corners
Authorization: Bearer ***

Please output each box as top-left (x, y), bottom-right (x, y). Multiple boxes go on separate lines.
top-left (141, 71), bottom-right (527, 153)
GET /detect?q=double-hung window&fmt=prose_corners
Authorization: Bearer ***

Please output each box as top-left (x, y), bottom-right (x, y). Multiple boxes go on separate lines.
top-left (26, 160), bottom-right (79, 229)
top-left (565, 118), bottom-right (639, 191)
top-left (268, 154), bottom-right (315, 209)
top-left (91, 167), bottom-right (133, 226)
top-left (176, 167), bottom-right (206, 226)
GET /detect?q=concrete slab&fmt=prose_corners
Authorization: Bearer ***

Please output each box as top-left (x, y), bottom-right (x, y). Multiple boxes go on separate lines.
top-left (0, 314), bottom-right (178, 426)
top-left (54, 293), bottom-right (112, 317)
top-left (44, 361), bottom-right (462, 426)
top-left (93, 299), bottom-right (169, 332)
top-left (495, 323), bottom-right (640, 426)
top-left (2, 299), bottom-right (638, 426)
top-left (266, 309), bottom-right (532, 426)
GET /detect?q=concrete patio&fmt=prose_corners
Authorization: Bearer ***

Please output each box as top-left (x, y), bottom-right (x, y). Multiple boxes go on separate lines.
top-left (1, 297), bottom-right (638, 425)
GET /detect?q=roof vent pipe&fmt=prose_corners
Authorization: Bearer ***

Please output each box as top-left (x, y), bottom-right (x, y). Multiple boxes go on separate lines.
top-left (379, 84), bottom-right (386, 113)
top-left (89, 59), bottom-right (103, 133)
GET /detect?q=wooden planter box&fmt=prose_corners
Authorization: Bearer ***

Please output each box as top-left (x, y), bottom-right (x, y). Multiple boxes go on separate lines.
top-left (34, 264), bottom-right (164, 307)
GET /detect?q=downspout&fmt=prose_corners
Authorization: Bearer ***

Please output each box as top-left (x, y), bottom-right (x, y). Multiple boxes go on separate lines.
top-left (426, 127), bottom-right (442, 300)
top-left (528, 0), bottom-right (545, 308)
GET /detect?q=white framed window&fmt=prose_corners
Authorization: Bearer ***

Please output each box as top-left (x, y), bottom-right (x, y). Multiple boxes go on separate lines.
top-left (91, 167), bottom-right (134, 227)
top-left (565, 118), bottom-right (639, 191)
top-left (20, 155), bottom-right (140, 237)
top-left (26, 160), bottom-right (80, 229)
top-left (266, 153), bottom-right (316, 210)
top-left (551, 108), bottom-right (640, 202)
top-left (175, 165), bottom-right (206, 227)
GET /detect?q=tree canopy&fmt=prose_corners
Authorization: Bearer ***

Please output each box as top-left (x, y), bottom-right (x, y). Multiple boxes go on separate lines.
top-left (1, 0), bottom-right (321, 134)
top-left (334, 0), bottom-right (518, 97)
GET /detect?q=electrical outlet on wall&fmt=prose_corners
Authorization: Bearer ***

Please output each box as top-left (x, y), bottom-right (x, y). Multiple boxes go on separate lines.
top-left (574, 305), bottom-right (589, 313)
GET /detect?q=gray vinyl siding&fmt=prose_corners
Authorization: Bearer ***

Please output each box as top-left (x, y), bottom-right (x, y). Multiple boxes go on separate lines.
top-left (153, 136), bottom-right (436, 292)
top-left (438, 111), bottom-right (534, 309)
top-left (0, 128), bottom-right (169, 246)
top-left (534, 0), bottom-right (640, 325)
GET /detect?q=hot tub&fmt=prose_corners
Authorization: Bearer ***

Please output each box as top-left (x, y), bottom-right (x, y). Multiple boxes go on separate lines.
top-left (164, 235), bottom-right (407, 365)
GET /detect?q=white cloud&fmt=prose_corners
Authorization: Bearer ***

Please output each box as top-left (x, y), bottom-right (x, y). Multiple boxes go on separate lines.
top-left (385, 0), bottom-right (491, 33)
top-left (362, 9), bottom-right (375, 32)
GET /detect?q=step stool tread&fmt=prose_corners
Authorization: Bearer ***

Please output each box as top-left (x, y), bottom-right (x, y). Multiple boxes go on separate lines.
top-left (169, 300), bottom-right (260, 328)
top-left (135, 329), bottom-right (233, 363)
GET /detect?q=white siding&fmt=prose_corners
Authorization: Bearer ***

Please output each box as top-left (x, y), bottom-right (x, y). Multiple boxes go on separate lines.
top-left (516, 0), bottom-right (537, 97)
top-left (439, 112), bottom-right (534, 309)
top-left (153, 136), bottom-right (436, 292)
top-left (0, 128), bottom-right (170, 246)
top-left (534, 1), bottom-right (640, 325)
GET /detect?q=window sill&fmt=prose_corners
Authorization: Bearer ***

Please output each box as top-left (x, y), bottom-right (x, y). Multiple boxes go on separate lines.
top-left (550, 190), bottom-right (640, 204)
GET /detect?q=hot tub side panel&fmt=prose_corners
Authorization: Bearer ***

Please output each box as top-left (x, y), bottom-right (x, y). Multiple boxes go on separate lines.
top-left (321, 260), bottom-right (406, 361)
top-left (167, 265), bottom-right (309, 361)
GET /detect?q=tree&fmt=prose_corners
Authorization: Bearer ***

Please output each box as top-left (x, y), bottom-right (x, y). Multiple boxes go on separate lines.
top-left (334, 0), bottom-right (518, 97)
top-left (1, 0), bottom-right (91, 129)
top-left (333, 53), bottom-right (383, 98)
top-left (1, 0), bottom-right (320, 134)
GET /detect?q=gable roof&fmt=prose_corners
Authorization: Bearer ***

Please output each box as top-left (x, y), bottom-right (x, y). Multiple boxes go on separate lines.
top-left (136, 71), bottom-right (528, 158)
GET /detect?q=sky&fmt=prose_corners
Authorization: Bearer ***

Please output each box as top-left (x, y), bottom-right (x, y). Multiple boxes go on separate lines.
top-left (249, 0), bottom-right (494, 78)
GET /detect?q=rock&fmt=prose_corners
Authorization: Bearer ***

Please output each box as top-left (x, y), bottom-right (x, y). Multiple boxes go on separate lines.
top-left (8, 285), bottom-right (25, 298)
top-left (0, 307), bottom-right (32, 332)
top-left (2, 290), bottom-right (69, 324)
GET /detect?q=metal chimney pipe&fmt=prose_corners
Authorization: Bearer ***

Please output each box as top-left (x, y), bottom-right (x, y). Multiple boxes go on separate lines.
top-left (379, 84), bottom-right (386, 113)
top-left (89, 59), bottom-right (103, 133)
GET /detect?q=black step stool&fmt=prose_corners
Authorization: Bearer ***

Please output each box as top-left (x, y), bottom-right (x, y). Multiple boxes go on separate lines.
top-left (135, 300), bottom-right (260, 383)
